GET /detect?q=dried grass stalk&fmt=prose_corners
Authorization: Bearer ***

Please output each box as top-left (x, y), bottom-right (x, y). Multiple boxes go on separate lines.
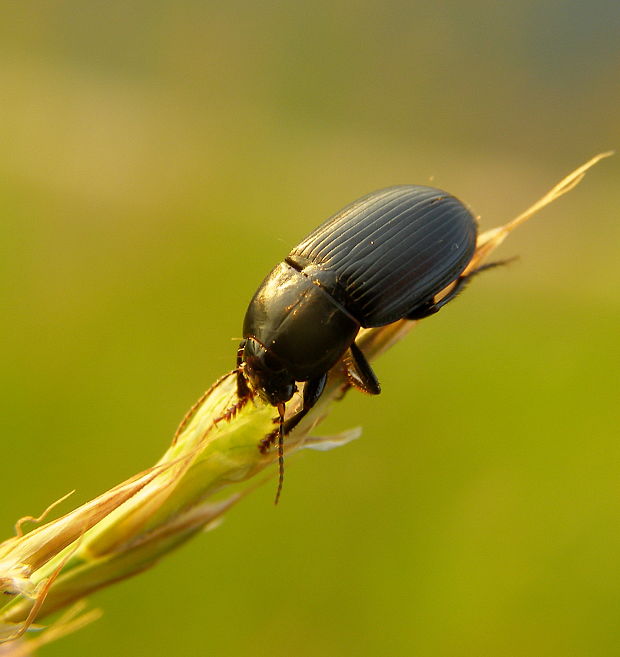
top-left (0, 152), bottom-right (612, 650)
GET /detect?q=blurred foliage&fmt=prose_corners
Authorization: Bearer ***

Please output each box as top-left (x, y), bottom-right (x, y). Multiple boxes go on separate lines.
top-left (0, 1), bottom-right (618, 656)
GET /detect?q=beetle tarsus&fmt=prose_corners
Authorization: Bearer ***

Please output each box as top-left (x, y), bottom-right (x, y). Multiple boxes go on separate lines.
top-left (215, 394), bottom-right (251, 425)
top-left (258, 430), bottom-right (277, 454)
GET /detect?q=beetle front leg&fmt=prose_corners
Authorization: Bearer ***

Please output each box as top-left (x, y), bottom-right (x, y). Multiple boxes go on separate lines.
top-left (283, 372), bottom-right (328, 435)
top-left (236, 340), bottom-right (251, 401)
top-left (259, 373), bottom-right (328, 454)
top-left (214, 341), bottom-right (252, 425)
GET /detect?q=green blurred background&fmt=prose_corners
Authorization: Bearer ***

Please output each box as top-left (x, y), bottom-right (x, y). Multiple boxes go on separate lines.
top-left (1, 1), bottom-right (619, 655)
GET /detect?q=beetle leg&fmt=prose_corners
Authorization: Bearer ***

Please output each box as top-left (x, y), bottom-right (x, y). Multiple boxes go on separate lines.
top-left (269, 373), bottom-right (327, 439)
top-left (258, 372), bottom-right (328, 456)
top-left (436, 260), bottom-right (512, 311)
top-left (282, 372), bottom-right (328, 436)
top-left (405, 295), bottom-right (438, 319)
top-left (346, 341), bottom-right (381, 395)
top-left (406, 260), bottom-right (512, 320)
top-left (236, 340), bottom-right (251, 400)
top-left (213, 341), bottom-right (252, 425)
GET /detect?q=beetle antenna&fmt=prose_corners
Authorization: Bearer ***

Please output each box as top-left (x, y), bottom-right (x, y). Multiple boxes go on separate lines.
top-left (274, 402), bottom-right (286, 505)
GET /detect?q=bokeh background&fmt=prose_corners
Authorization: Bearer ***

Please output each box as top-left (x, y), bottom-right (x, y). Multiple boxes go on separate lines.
top-left (1, 2), bottom-right (619, 655)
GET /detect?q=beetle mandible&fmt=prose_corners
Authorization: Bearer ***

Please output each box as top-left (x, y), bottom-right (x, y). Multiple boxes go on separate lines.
top-left (236, 185), bottom-right (486, 502)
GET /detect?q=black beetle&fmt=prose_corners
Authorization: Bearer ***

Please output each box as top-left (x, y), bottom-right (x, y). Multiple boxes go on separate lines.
top-left (236, 185), bottom-right (484, 502)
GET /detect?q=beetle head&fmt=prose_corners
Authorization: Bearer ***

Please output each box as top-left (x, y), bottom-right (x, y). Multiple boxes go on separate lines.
top-left (242, 337), bottom-right (297, 406)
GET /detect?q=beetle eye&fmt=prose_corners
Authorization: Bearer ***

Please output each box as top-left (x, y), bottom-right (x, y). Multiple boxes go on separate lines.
top-left (262, 350), bottom-right (285, 372)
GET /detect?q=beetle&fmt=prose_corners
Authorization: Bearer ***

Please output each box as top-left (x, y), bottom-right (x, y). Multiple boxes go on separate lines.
top-left (236, 184), bottom-right (487, 502)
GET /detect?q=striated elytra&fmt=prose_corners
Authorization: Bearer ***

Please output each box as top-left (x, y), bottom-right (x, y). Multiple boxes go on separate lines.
top-left (235, 185), bottom-right (480, 502)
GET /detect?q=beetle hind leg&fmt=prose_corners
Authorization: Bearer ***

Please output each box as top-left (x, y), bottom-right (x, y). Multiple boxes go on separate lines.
top-left (406, 259), bottom-right (513, 320)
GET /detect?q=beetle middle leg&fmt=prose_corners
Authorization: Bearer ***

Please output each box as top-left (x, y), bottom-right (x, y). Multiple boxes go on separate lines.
top-left (406, 260), bottom-right (512, 320)
top-left (346, 341), bottom-right (381, 395)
